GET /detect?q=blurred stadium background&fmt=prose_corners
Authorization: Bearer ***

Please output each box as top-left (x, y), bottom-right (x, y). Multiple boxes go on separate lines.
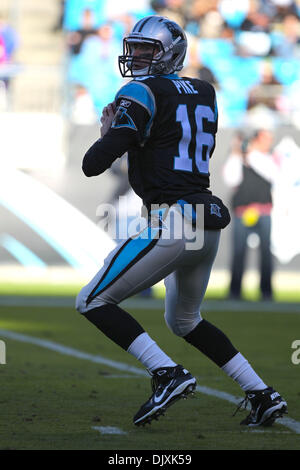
top-left (1, 0), bottom-right (300, 452)
top-left (1, 0), bottom-right (300, 301)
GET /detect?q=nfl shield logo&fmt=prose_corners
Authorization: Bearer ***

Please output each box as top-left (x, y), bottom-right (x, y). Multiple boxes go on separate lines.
top-left (210, 203), bottom-right (222, 218)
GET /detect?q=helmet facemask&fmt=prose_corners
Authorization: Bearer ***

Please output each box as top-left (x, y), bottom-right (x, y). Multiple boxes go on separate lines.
top-left (118, 16), bottom-right (187, 78)
top-left (119, 38), bottom-right (164, 77)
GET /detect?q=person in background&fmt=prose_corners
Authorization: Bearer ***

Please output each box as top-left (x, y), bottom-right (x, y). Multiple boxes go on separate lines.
top-left (66, 8), bottom-right (98, 56)
top-left (223, 128), bottom-right (280, 301)
top-left (0, 13), bottom-right (19, 90)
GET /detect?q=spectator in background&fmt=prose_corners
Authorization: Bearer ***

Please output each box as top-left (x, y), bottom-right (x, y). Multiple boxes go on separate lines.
top-left (70, 84), bottom-right (98, 125)
top-left (240, 0), bottom-right (271, 33)
top-left (52, 0), bottom-right (66, 32)
top-left (151, 0), bottom-right (188, 27)
top-left (196, 60), bottom-right (218, 84)
top-left (270, 0), bottom-right (299, 21)
top-left (68, 21), bottom-right (122, 114)
top-left (185, 0), bottom-right (219, 37)
top-left (200, 10), bottom-right (225, 38)
top-left (245, 59), bottom-right (283, 127)
top-left (0, 13), bottom-right (19, 90)
top-left (217, 0), bottom-right (249, 29)
top-left (223, 129), bottom-right (280, 301)
top-left (63, 0), bottom-right (106, 31)
top-left (295, 0), bottom-right (300, 16)
top-left (66, 8), bottom-right (98, 55)
top-left (183, 34), bottom-right (219, 85)
top-left (0, 33), bottom-right (7, 65)
top-left (271, 12), bottom-right (300, 57)
top-left (237, 0), bottom-right (272, 57)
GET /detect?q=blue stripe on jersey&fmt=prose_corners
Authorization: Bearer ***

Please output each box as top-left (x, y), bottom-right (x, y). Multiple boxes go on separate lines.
top-left (177, 199), bottom-right (197, 224)
top-left (115, 81), bottom-right (156, 118)
top-left (160, 73), bottom-right (179, 79)
top-left (214, 96), bottom-right (218, 121)
top-left (90, 226), bottom-right (160, 297)
top-left (134, 73), bottom-right (179, 81)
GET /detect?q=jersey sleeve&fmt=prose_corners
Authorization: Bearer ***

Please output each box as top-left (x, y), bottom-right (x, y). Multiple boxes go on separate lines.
top-left (114, 80), bottom-right (156, 139)
top-left (82, 81), bottom-right (156, 177)
top-left (202, 80), bottom-right (218, 133)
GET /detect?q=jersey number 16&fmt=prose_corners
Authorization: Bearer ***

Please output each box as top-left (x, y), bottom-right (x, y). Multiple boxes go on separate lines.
top-left (174, 104), bottom-right (215, 175)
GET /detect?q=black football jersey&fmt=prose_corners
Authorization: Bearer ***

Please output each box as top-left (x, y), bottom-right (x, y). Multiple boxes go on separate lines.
top-left (82, 73), bottom-right (218, 209)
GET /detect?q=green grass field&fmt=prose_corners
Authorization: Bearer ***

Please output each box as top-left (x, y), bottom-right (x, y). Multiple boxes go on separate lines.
top-left (1, 279), bottom-right (300, 303)
top-left (0, 294), bottom-right (300, 451)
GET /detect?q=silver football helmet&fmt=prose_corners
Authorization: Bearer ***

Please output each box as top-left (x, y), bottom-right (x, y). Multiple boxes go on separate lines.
top-left (118, 16), bottom-right (187, 77)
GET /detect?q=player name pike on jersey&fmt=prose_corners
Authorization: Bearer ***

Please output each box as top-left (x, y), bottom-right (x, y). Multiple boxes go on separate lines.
top-left (171, 78), bottom-right (199, 94)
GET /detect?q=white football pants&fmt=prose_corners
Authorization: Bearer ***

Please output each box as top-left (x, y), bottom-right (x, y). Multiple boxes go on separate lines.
top-left (76, 204), bottom-right (220, 337)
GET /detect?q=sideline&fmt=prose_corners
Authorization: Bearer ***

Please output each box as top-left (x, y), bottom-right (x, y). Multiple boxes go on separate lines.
top-left (0, 328), bottom-right (299, 435)
top-left (0, 295), bottom-right (300, 313)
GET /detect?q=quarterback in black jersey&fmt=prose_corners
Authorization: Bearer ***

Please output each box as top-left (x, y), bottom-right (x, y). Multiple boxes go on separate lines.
top-left (76, 16), bottom-right (287, 427)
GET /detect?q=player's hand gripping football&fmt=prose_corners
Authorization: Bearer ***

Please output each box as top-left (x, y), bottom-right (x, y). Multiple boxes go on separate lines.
top-left (100, 101), bottom-right (116, 138)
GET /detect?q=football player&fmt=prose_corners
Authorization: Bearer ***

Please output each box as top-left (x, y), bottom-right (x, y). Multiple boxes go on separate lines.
top-left (76, 16), bottom-right (287, 427)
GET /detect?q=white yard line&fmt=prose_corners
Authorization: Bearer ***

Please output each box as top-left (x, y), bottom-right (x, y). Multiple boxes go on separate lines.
top-left (92, 426), bottom-right (127, 435)
top-left (0, 328), bottom-right (299, 434)
top-left (0, 329), bottom-right (146, 376)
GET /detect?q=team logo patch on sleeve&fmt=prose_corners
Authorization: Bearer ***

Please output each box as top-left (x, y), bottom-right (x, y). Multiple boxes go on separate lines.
top-left (210, 203), bottom-right (222, 218)
top-left (120, 99), bottom-right (132, 108)
top-left (111, 106), bottom-right (137, 130)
